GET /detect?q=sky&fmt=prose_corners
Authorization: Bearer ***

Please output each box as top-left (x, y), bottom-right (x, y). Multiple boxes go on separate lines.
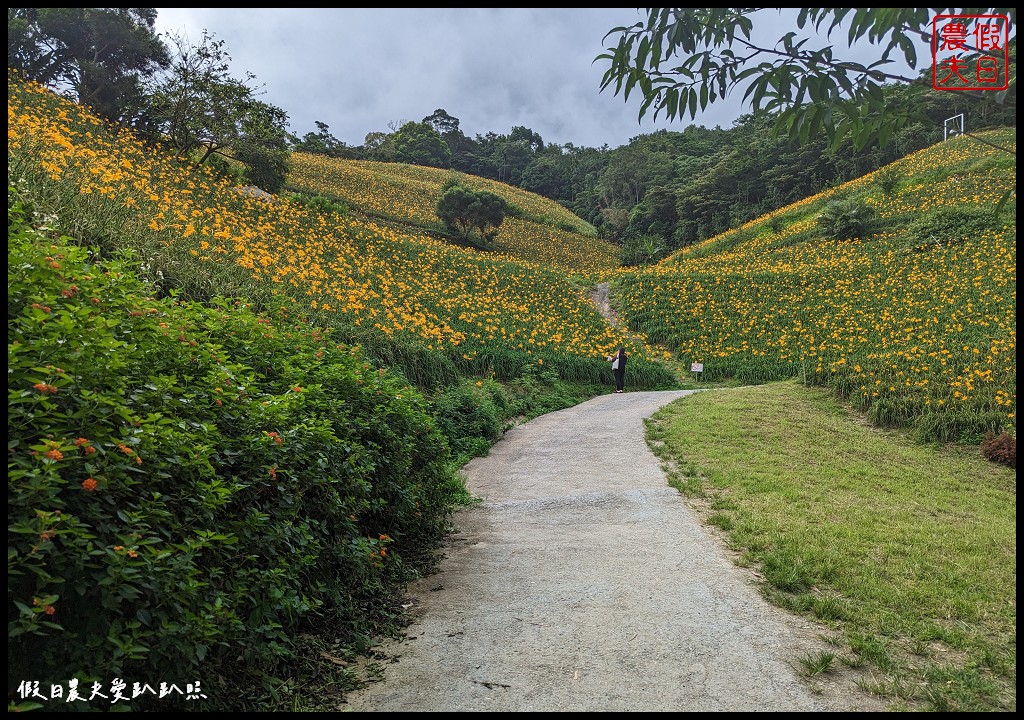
top-left (152, 8), bottom-right (939, 151)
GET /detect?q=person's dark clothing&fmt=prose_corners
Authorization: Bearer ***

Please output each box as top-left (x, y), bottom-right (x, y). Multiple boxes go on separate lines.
top-left (612, 348), bottom-right (627, 392)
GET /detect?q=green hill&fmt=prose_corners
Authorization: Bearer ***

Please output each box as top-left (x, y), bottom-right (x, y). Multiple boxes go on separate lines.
top-left (614, 128), bottom-right (1016, 444)
top-left (285, 152), bottom-right (619, 278)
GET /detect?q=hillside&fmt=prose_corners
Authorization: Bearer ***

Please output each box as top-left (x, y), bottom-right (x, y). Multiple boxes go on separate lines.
top-left (613, 128), bottom-right (1016, 444)
top-left (6, 73), bottom-right (672, 390)
top-left (286, 153), bottom-right (620, 278)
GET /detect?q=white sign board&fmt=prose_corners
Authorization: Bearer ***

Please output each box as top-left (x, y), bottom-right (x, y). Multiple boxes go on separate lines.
top-left (690, 363), bottom-right (704, 373)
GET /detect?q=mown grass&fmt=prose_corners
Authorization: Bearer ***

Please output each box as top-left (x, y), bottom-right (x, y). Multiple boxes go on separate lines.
top-left (645, 379), bottom-right (1016, 711)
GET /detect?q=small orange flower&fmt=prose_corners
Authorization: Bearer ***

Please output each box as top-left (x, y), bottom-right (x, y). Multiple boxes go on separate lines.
top-left (33, 383), bottom-right (58, 394)
top-left (73, 437), bottom-right (89, 447)
top-left (45, 605), bottom-right (56, 615)
top-left (127, 549), bottom-right (139, 558)
top-left (44, 449), bottom-right (63, 461)
top-left (82, 478), bottom-right (98, 491)
top-left (84, 446), bottom-right (96, 455)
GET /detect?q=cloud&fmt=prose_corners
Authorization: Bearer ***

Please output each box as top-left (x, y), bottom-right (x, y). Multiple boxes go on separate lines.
top-left (153, 8), bottom-right (937, 150)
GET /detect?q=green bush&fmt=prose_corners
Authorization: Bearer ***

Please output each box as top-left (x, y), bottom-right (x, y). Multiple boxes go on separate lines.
top-left (816, 198), bottom-right (877, 241)
top-left (619, 233), bottom-right (668, 267)
top-left (873, 167), bottom-right (901, 196)
top-left (428, 380), bottom-right (507, 463)
top-left (284, 191), bottom-right (348, 218)
top-left (7, 196), bottom-right (461, 710)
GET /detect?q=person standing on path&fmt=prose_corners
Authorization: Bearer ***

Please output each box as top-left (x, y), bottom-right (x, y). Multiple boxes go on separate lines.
top-left (607, 346), bottom-right (627, 393)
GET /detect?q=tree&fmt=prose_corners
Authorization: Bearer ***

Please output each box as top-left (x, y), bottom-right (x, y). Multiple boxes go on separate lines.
top-left (509, 125), bottom-right (544, 153)
top-left (422, 108), bottom-right (461, 136)
top-left (291, 120), bottom-right (346, 157)
top-left (436, 180), bottom-right (508, 247)
top-left (597, 8), bottom-right (1016, 151)
top-left (232, 100), bottom-right (291, 192)
top-left (392, 121), bottom-right (451, 168)
top-left (8, 7), bottom-right (170, 125)
top-left (521, 151), bottom-right (572, 203)
top-left (363, 130), bottom-right (396, 161)
top-left (150, 30), bottom-right (290, 175)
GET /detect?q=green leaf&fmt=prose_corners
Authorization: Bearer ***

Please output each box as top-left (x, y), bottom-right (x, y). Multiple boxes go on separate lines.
top-left (994, 188), bottom-right (1015, 218)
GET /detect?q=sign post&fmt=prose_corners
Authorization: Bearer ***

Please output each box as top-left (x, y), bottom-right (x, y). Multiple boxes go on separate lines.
top-left (690, 362), bottom-right (704, 383)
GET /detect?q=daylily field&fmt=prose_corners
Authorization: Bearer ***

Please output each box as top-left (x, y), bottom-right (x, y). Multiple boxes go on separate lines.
top-left (7, 72), bottom-right (1017, 441)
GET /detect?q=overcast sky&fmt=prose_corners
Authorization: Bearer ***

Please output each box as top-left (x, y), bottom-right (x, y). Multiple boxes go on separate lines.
top-left (153, 8), bottom-right (936, 150)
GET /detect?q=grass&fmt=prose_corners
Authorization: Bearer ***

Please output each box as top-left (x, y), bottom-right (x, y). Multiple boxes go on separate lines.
top-left (645, 378), bottom-right (1016, 712)
top-left (799, 650), bottom-right (837, 677)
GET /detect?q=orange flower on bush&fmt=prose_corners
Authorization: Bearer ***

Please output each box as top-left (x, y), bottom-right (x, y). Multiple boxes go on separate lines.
top-left (32, 383), bottom-right (58, 394)
top-left (44, 449), bottom-right (63, 461)
top-left (82, 477), bottom-right (97, 491)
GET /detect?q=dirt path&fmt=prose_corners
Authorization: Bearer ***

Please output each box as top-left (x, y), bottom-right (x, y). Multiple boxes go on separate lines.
top-left (340, 391), bottom-right (886, 712)
top-left (589, 281), bottom-right (619, 327)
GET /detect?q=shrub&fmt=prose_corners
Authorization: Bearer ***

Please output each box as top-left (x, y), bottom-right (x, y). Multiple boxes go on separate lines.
top-left (428, 380), bottom-right (506, 463)
top-left (234, 143), bottom-right (289, 193)
top-left (284, 191), bottom-right (348, 217)
top-left (619, 233), bottom-right (668, 267)
top-left (436, 182), bottom-right (508, 247)
top-left (204, 153), bottom-right (246, 184)
top-left (873, 167), bottom-right (901, 196)
top-left (7, 196), bottom-right (461, 710)
top-left (816, 198), bottom-right (877, 241)
top-left (981, 432), bottom-right (1016, 468)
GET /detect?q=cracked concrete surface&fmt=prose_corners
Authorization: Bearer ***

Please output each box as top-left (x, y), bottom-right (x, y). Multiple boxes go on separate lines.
top-left (340, 390), bottom-right (886, 712)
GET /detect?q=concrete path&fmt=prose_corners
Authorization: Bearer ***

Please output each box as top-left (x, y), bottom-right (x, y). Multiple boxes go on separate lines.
top-left (341, 390), bottom-right (881, 712)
